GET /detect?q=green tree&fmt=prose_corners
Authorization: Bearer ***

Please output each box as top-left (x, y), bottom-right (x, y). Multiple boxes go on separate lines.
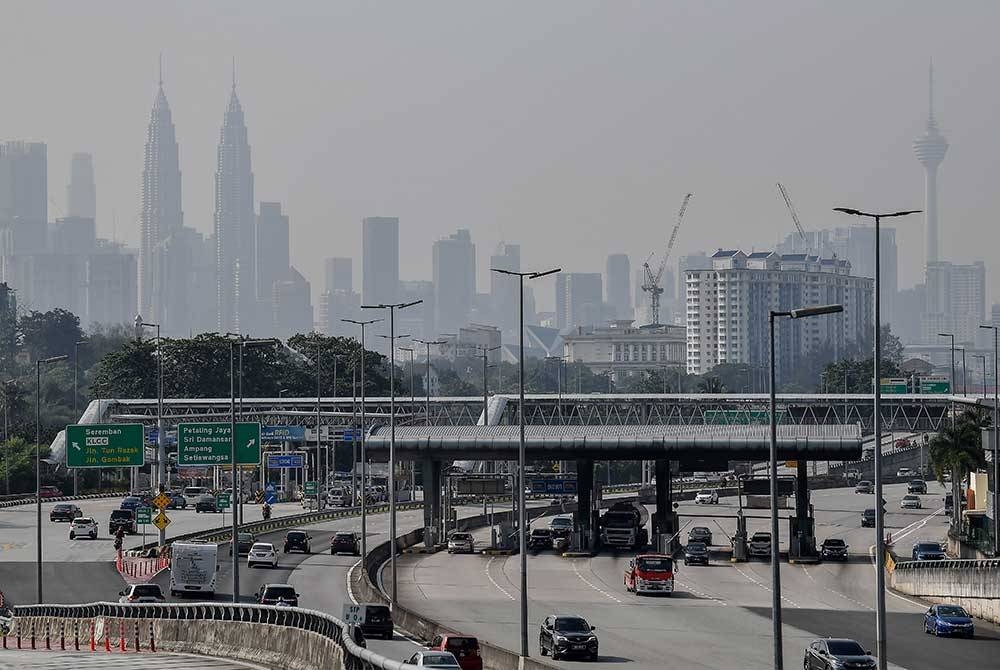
top-left (17, 308), bottom-right (85, 362)
top-left (90, 338), bottom-right (157, 399)
top-left (698, 376), bottom-right (726, 393)
top-left (928, 409), bottom-right (988, 526)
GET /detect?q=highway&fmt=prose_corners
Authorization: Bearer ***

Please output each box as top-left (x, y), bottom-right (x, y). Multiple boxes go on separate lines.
top-left (0, 650), bottom-right (261, 669)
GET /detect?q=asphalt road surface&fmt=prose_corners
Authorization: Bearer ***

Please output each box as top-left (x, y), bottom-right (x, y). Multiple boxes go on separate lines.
top-left (0, 650), bottom-right (261, 669)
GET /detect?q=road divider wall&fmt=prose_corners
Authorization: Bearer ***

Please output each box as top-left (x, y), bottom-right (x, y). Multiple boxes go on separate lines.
top-left (0, 490), bottom-right (130, 509)
top-left (891, 558), bottom-right (1000, 625)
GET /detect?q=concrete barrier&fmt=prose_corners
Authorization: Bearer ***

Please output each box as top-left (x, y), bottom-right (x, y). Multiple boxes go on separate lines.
top-left (891, 558), bottom-right (1000, 625)
top-left (0, 490), bottom-right (130, 509)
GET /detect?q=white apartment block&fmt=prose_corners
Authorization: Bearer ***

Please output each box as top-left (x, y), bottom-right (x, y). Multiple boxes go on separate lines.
top-left (922, 261), bottom-right (986, 346)
top-left (686, 250), bottom-right (873, 377)
top-left (563, 319), bottom-right (686, 377)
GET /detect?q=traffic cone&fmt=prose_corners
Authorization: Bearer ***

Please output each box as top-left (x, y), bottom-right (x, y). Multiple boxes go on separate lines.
top-left (119, 620), bottom-right (126, 651)
top-left (90, 621), bottom-right (96, 651)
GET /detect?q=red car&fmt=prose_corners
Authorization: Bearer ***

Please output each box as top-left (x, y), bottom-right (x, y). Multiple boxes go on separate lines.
top-left (894, 438), bottom-right (911, 448)
top-left (427, 635), bottom-right (482, 670)
top-left (39, 486), bottom-right (63, 499)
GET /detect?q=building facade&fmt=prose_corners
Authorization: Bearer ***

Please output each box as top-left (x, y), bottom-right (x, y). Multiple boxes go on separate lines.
top-left (255, 202), bottom-right (289, 307)
top-left (555, 273), bottom-right (605, 330)
top-left (605, 254), bottom-right (632, 321)
top-left (324, 257), bottom-right (353, 294)
top-left (685, 250), bottom-right (873, 377)
top-left (432, 229), bottom-right (476, 335)
top-left (923, 261), bottom-right (986, 346)
top-left (66, 152), bottom-right (96, 219)
top-left (562, 320), bottom-right (685, 377)
top-left (489, 242), bottom-right (520, 334)
top-left (362, 216), bottom-right (399, 307)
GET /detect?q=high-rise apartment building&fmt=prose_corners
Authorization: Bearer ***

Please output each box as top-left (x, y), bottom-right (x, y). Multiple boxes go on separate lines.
top-left (86, 242), bottom-right (138, 327)
top-left (489, 242), bottom-right (520, 333)
top-left (66, 152), bottom-right (96, 219)
top-left (605, 254), bottom-right (632, 321)
top-left (685, 250), bottom-right (873, 378)
top-left (362, 217), bottom-right (399, 306)
top-left (923, 261), bottom-right (985, 345)
top-left (255, 202), bottom-right (289, 306)
top-left (555, 273), bottom-right (605, 330)
top-left (214, 77), bottom-right (256, 333)
top-left (0, 141), bottom-right (47, 226)
top-left (324, 257), bottom-right (353, 294)
top-left (432, 229), bottom-right (476, 334)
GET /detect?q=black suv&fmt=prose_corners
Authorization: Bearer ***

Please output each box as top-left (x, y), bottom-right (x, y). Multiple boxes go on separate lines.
top-left (687, 526), bottom-right (713, 546)
top-left (195, 495), bottom-right (218, 513)
top-left (49, 503), bottom-right (82, 522)
top-left (907, 480), bottom-right (927, 495)
top-left (255, 583), bottom-right (299, 607)
top-left (528, 528), bottom-right (553, 550)
top-left (820, 538), bottom-right (848, 561)
top-left (861, 508), bottom-right (876, 528)
top-left (330, 532), bottom-right (360, 556)
top-left (284, 530), bottom-right (312, 553)
top-left (804, 638), bottom-right (875, 670)
top-left (109, 509), bottom-right (137, 535)
top-left (684, 542), bottom-right (709, 566)
top-left (539, 615), bottom-right (598, 661)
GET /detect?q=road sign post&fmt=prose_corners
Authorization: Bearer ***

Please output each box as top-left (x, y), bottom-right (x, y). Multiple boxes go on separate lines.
top-left (65, 424), bottom-right (144, 468)
top-left (137, 506), bottom-right (151, 544)
top-left (177, 422), bottom-right (261, 466)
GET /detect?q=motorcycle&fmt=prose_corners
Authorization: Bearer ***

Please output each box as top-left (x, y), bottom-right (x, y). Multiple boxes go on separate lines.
top-left (262, 504), bottom-right (272, 521)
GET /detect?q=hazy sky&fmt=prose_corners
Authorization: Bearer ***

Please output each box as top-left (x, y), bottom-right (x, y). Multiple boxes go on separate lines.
top-left (3, 2), bottom-right (999, 311)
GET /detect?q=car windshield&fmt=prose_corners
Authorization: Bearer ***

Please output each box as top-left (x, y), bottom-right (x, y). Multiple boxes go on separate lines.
top-left (110, 511), bottom-right (132, 519)
top-left (334, 533), bottom-right (355, 541)
top-left (692, 527), bottom-right (709, 534)
top-left (751, 533), bottom-right (770, 541)
top-left (857, 481), bottom-right (871, 486)
top-left (823, 539), bottom-right (845, 547)
top-left (910, 480), bottom-right (923, 485)
top-left (637, 557), bottom-right (673, 571)
top-left (904, 495), bottom-right (918, 500)
top-left (532, 529), bottom-right (550, 536)
top-left (265, 586), bottom-right (295, 599)
top-left (698, 490), bottom-right (712, 495)
top-left (863, 509), bottom-right (875, 516)
top-left (287, 532), bottom-right (306, 540)
top-left (132, 585), bottom-right (162, 597)
top-left (915, 543), bottom-right (940, 552)
top-left (422, 653), bottom-right (459, 666)
top-left (551, 518), bottom-right (572, 527)
top-left (54, 504), bottom-right (72, 510)
top-left (451, 533), bottom-right (472, 541)
top-left (826, 641), bottom-right (866, 656)
top-left (554, 617), bottom-right (591, 633)
top-left (251, 543), bottom-right (274, 552)
top-left (937, 606), bottom-right (968, 617)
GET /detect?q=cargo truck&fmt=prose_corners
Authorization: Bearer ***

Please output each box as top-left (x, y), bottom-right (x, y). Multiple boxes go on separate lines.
top-left (599, 501), bottom-right (649, 549)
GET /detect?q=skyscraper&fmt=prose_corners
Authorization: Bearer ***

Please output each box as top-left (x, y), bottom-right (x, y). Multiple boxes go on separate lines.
top-left (432, 229), bottom-right (476, 334)
top-left (138, 67), bottom-right (184, 324)
top-left (362, 216), bottom-right (399, 306)
top-left (255, 202), bottom-right (289, 305)
top-left (922, 261), bottom-right (985, 345)
top-left (66, 152), bottom-right (96, 219)
top-left (605, 254), bottom-right (632, 320)
top-left (0, 141), bottom-right (47, 227)
top-left (490, 242), bottom-right (520, 334)
top-left (214, 68), bottom-right (256, 333)
top-left (324, 257), bottom-right (353, 293)
top-left (913, 63), bottom-right (948, 266)
top-left (555, 273), bottom-right (604, 330)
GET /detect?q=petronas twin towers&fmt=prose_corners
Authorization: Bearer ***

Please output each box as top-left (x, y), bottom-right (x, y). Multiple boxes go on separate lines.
top-left (138, 62), bottom-right (256, 334)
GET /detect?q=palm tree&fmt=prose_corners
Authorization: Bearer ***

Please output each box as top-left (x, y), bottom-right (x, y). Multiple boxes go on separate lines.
top-left (928, 409), bottom-right (988, 527)
top-left (698, 376), bottom-right (725, 394)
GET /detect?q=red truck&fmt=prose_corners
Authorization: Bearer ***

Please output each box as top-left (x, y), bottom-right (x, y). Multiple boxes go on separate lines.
top-left (623, 554), bottom-right (675, 596)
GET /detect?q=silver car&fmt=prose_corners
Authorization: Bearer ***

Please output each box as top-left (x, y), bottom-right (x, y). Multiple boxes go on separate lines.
top-left (900, 494), bottom-right (922, 509)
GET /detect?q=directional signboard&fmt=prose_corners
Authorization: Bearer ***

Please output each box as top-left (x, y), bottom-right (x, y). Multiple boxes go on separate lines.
top-left (65, 424), bottom-right (144, 468)
top-left (919, 377), bottom-right (950, 394)
top-left (304, 481), bottom-right (318, 496)
top-left (136, 506), bottom-right (152, 524)
top-left (457, 478), bottom-right (505, 496)
top-left (216, 493), bottom-right (231, 510)
top-left (262, 425), bottom-right (306, 443)
top-left (879, 378), bottom-right (909, 395)
top-left (266, 453), bottom-right (306, 469)
top-left (529, 478), bottom-right (578, 495)
top-left (177, 422), bottom-right (261, 466)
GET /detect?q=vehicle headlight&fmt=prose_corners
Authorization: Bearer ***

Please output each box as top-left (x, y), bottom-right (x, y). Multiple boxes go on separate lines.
top-left (554, 635), bottom-right (568, 643)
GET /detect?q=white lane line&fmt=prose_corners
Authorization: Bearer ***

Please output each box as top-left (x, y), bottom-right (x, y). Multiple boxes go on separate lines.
top-left (733, 564), bottom-right (800, 608)
top-left (570, 559), bottom-right (622, 603)
top-left (485, 556), bottom-right (516, 601)
top-left (863, 506), bottom-right (945, 611)
top-left (674, 576), bottom-right (727, 605)
top-left (801, 565), bottom-right (871, 611)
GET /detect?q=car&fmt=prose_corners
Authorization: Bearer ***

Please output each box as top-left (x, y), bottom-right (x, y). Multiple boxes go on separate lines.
top-left (69, 517), bottom-right (98, 540)
top-left (109, 509), bottom-right (137, 535)
top-left (356, 603), bottom-right (393, 640)
top-left (548, 517), bottom-right (573, 539)
top-left (447, 531), bottom-right (475, 554)
top-left (182, 486), bottom-right (210, 507)
top-left (166, 491), bottom-right (187, 509)
top-left (283, 530), bottom-right (312, 553)
top-left (900, 494), bottom-right (922, 509)
top-left (688, 526), bottom-right (713, 546)
top-left (924, 604), bottom-right (974, 638)
top-left (684, 541), bottom-right (709, 565)
top-left (39, 486), bottom-right (63, 499)
top-left (694, 489), bottom-right (719, 505)
top-left (749, 531), bottom-right (772, 559)
top-left (855, 480), bottom-right (874, 494)
top-left (896, 467), bottom-right (916, 478)
top-left (229, 532), bottom-right (257, 556)
top-left (119, 496), bottom-right (142, 512)
top-left (118, 584), bottom-right (165, 604)
top-left (894, 438), bottom-right (912, 448)
top-left (427, 635), bottom-right (482, 670)
top-left (861, 508), bottom-right (876, 528)
top-left (195, 495), bottom-right (218, 513)
top-left (907, 480), bottom-right (927, 495)
top-left (528, 528), bottom-right (554, 550)
top-left (255, 583), bottom-right (298, 607)
top-left (538, 615), bottom-right (598, 661)
top-left (403, 651), bottom-right (461, 669)
top-left (819, 538), bottom-right (848, 561)
top-left (248, 542), bottom-right (278, 568)
top-left (943, 495), bottom-right (968, 515)
top-left (803, 638), bottom-right (876, 669)
top-left (49, 503), bottom-right (82, 522)
top-left (843, 469), bottom-right (861, 481)
top-left (911, 541), bottom-right (946, 561)
top-left (330, 532), bottom-right (361, 556)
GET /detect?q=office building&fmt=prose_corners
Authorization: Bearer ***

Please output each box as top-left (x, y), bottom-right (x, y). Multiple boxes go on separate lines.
top-left (255, 202), bottom-right (289, 305)
top-left (0, 141), bottom-right (47, 226)
top-left (362, 217), bottom-right (399, 306)
top-left (555, 273), bottom-right (605, 330)
top-left (605, 254), bottom-right (632, 321)
top-left (0, 283), bottom-right (15, 376)
top-left (86, 242), bottom-right (138, 327)
top-left (489, 242), bottom-right (520, 334)
top-left (214, 75), bottom-right (256, 333)
top-left (894, 285), bottom-right (926, 344)
top-left (399, 279), bottom-right (434, 342)
top-left (913, 63), bottom-right (948, 266)
top-left (66, 152), bottom-right (96, 219)
top-left (438, 323), bottom-right (502, 363)
top-left (324, 257), bottom-right (353, 294)
top-left (563, 320), bottom-right (685, 378)
top-left (923, 261), bottom-right (986, 346)
top-left (685, 250), bottom-right (873, 377)
top-left (432, 229), bottom-right (476, 335)
top-left (319, 289), bottom-right (361, 337)
top-left (273, 267), bottom-right (313, 338)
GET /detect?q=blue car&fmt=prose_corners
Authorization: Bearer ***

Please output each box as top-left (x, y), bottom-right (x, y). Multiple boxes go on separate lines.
top-left (119, 496), bottom-right (142, 511)
top-left (924, 604), bottom-right (974, 638)
top-left (911, 541), bottom-right (946, 561)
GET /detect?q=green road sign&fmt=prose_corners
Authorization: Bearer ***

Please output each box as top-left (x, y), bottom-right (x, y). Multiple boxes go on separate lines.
top-left (919, 378), bottom-right (950, 394)
top-left (216, 493), bottom-right (231, 510)
top-left (879, 378), bottom-right (908, 394)
top-left (176, 422), bottom-right (261, 466)
top-left (304, 481), bottom-right (318, 496)
top-left (136, 506), bottom-right (152, 524)
top-left (65, 424), bottom-right (144, 468)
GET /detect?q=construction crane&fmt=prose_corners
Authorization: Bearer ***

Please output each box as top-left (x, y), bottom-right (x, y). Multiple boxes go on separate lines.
top-left (641, 193), bottom-right (692, 327)
top-left (776, 182), bottom-right (807, 246)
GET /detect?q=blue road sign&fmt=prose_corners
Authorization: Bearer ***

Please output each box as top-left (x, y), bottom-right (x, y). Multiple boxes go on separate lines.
top-left (341, 429), bottom-right (360, 442)
top-left (264, 482), bottom-right (277, 505)
top-left (530, 478), bottom-right (577, 495)
top-left (266, 453), bottom-right (305, 469)
top-left (262, 425), bottom-right (306, 443)
top-left (146, 429), bottom-right (177, 446)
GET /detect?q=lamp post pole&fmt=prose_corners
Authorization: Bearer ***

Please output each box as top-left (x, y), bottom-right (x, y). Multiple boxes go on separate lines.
top-left (343, 318), bottom-right (383, 563)
top-left (415, 339), bottom-right (446, 427)
top-left (972, 354), bottom-right (987, 399)
top-left (938, 333), bottom-right (956, 428)
top-left (135, 317), bottom-right (165, 546)
top-left (492, 266), bottom-right (561, 658)
top-left (36, 354), bottom-right (68, 603)
top-left (835, 206), bottom-right (920, 670)
top-left (979, 324), bottom-right (1000, 556)
top-left (72, 339), bottom-right (87, 496)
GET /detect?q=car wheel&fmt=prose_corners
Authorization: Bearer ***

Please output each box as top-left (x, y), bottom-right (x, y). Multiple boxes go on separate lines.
top-left (539, 639), bottom-right (548, 656)
top-left (331, 549), bottom-right (335, 555)
top-left (69, 532), bottom-right (75, 539)
top-left (590, 652), bottom-right (599, 661)
top-left (90, 532), bottom-right (97, 539)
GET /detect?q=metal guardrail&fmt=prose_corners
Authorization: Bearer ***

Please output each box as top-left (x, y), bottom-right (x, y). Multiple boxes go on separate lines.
top-left (0, 491), bottom-right (130, 509)
top-left (947, 522), bottom-right (998, 558)
top-left (894, 557), bottom-right (1000, 571)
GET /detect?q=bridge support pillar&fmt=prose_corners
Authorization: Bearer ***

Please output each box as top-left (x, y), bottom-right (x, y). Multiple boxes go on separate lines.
top-left (422, 459), bottom-right (442, 548)
top-left (789, 460), bottom-right (816, 560)
top-left (576, 459), bottom-right (595, 550)
top-left (653, 459), bottom-right (678, 553)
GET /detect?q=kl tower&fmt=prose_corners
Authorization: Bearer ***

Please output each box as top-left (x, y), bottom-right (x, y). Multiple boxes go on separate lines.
top-left (912, 63), bottom-right (949, 264)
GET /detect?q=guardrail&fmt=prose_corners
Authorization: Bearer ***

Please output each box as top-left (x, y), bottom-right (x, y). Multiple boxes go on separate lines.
top-left (0, 490), bottom-right (130, 510)
top-left (891, 558), bottom-right (1000, 625)
top-left (4, 601), bottom-right (406, 670)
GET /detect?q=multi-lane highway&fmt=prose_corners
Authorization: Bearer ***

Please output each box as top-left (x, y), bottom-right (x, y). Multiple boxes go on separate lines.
top-left (0, 650), bottom-right (261, 669)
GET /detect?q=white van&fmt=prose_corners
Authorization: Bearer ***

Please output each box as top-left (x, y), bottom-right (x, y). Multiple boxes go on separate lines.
top-left (169, 541), bottom-right (219, 597)
top-left (182, 486), bottom-right (210, 507)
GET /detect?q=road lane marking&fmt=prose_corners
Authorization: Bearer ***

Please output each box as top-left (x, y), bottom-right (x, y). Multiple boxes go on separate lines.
top-left (733, 564), bottom-right (800, 607)
top-left (801, 565), bottom-right (871, 611)
top-left (485, 556), bottom-right (516, 601)
top-left (570, 559), bottom-right (622, 603)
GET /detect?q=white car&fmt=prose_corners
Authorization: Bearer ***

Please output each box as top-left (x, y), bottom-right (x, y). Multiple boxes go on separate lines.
top-left (248, 542), bottom-right (278, 568)
top-left (69, 517), bottom-right (98, 540)
top-left (897, 467), bottom-right (916, 478)
top-left (403, 651), bottom-right (461, 669)
top-left (900, 494), bottom-right (922, 509)
top-left (694, 489), bottom-right (719, 505)
top-left (118, 584), bottom-right (165, 603)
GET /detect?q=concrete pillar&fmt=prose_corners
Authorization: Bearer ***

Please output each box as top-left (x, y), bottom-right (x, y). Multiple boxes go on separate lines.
top-left (789, 460), bottom-right (815, 559)
top-left (795, 460), bottom-right (809, 519)
top-left (576, 459), bottom-right (594, 550)
top-left (422, 459), bottom-right (442, 547)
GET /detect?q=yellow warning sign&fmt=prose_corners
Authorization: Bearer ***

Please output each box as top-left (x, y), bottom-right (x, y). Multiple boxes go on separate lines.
top-left (885, 551), bottom-right (895, 574)
top-left (152, 493), bottom-right (172, 510)
top-left (152, 511), bottom-right (171, 531)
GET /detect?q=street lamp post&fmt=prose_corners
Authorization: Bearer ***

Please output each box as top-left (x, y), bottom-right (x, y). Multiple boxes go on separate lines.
top-left (979, 324), bottom-right (1000, 556)
top-left (135, 316), bottom-right (164, 509)
top-left (835, 206), bottom-right (920, 670)
top-left (36, 354), bottom-right (68, 603)
top-left (72, 339), bottom-right (87, 496)
top-left (3, 379), bottom-right (14, 495)
top-left (938, 333), bottom-right (956, 426)
top-left (769, 304), bottom-right (842, 670)
top-left (414, 339), bottom-right (446, 426)
top-left (401, 347), bottom-right (417, 491)
top-left (362, 301), bottom-right (421, 607)
top-left (972, 355), bottom-right (987, 400)
top-left (342, 318), bottom-right (383, 569)
top-left (492, 266), bottom-right (561, 658)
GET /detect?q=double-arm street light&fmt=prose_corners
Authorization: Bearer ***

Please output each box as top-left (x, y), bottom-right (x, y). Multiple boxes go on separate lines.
top-left (342, 317), bottom-right (383, 563)
top-left (768, 304), bottom-right (842, 669)
top-left (414, 339), bottom-right (447, 425)
top-left (491, 265), bottom-right (561, 658)
top-left (835, 206), bottom-right (920, 670)
top-left (362, 300), bottom-right (422, 606)
top-left (36, 354), bottom-right (69, 603)
top-left (979, 324), bottom-right (1000, 556)
top-left (135, 317), bottom-right (164, 500)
